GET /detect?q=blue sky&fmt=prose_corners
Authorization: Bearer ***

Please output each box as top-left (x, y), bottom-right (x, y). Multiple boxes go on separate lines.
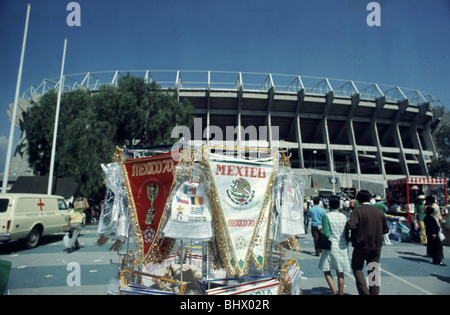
top-left (1, 0), bottom-right (449, 172)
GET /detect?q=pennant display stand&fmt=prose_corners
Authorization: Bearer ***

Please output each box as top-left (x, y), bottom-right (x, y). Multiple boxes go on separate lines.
top-left (98, 145), bottom-right (305, 295)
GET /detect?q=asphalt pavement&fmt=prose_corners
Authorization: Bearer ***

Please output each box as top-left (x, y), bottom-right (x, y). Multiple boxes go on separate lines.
top-left (0, 223), bottom-right (121, 295)
top-left (292, 228), bottom-right (450, 295)
top-left (1, 223), bottom-right (449, 295)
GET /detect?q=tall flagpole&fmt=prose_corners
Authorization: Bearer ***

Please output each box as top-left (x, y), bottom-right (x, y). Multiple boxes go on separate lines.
top-left (2, 4), bottom-right (31, 194)
top-left (47, 38), bottom-right (68, 195)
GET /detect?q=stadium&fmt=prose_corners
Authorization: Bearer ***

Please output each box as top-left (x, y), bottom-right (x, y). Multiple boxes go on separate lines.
top-left (6, 70), bottom-right (447, 195)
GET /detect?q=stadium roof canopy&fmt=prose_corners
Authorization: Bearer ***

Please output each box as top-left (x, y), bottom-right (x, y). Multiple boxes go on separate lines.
top-left (14, 70), bottom-right (446, 178)
top-left (22, 70), bottom-right (443, 108)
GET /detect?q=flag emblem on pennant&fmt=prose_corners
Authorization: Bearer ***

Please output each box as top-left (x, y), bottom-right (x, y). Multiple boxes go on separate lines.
top-left (176, 196), bottom-right (189, 204)
top-left (183, 184), bottom-right (197, 195)
top-left (191, 196), bottom-right (204, 205)
top-left (190, 206), bottom-right (204, 215)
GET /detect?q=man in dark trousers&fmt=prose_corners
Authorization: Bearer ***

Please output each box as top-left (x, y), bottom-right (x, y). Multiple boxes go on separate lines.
top-left (424, 206), bottom-right (446, 266)
top-left (346, 190), bottom-right (389, 295)
top-left (308, 196), bottom-right (326, 256)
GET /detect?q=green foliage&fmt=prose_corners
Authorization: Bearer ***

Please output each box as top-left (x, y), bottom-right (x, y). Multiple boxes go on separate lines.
top-left (25, 90), bottom-right (57, 176)
top-left (428, 123), bottom-right (450, 178)
top-left (24, 75), bottom-right (193, 198)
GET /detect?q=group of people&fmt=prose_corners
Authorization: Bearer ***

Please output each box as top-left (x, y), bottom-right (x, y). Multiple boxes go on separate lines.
top-left (306, 190), bottom-right (446, 295)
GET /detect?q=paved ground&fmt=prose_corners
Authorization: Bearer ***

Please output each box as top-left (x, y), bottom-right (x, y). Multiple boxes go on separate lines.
top-left (1, 224), bottom-right (121, 295)
top-left (292, 229), bottom-right (450, 295)
top-left (1, 223), bottom-right (449, 295)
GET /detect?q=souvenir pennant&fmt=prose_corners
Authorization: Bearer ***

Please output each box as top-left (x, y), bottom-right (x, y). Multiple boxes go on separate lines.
top-left (272, 166), bottom-right (305, 241)
top-left (279, 258), bottom-right (301, 295)
top-left (163, 163), bottom-right (213, 241)
top-left (122, 152), bottom-right (178, 263)
top-left (206, 277), bottom-right (279, 295)
top-left (97, 162), bottom-right (129, 245)
top-left (208, 157), bottom-right (276, 276)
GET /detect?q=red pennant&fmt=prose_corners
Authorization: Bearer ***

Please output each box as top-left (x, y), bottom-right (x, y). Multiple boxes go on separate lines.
top-left (123, 152), bottom-right (178, 261)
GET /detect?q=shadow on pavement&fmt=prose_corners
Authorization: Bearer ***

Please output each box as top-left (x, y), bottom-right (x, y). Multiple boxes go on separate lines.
top-left (0, 234), bottom-right (65, 254)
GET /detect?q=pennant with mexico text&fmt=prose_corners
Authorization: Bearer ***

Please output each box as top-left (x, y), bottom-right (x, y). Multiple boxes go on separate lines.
top-left (208, 156), bottom-right (276, 276)
top-left (122, 152), bottom-right (178, 263)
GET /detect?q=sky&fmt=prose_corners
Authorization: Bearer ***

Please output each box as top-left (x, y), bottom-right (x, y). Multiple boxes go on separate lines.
top-left (1, 0), bottom-right (449, 172)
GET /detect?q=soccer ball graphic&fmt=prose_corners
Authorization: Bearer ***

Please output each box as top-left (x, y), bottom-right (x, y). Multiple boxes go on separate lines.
top-left (143, 226), bottom-right (156, 244)
top-left (235, 236), bottom-right (247, 250)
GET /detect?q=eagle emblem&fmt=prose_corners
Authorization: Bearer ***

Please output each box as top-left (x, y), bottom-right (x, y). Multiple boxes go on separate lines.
top-left (226, 178), bottom-right (255, 206)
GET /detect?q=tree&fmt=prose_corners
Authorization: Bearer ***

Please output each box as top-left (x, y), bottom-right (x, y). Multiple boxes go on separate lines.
top-left (428, 123), bottom-right (450, 178)
top-left (109, 75), bottom-right (193, 146)
top-left (24, 75), bottom-right (193, 199)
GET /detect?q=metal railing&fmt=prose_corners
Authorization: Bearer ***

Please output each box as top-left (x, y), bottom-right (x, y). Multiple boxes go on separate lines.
top-left (22, 70), bottom-right (443, 108)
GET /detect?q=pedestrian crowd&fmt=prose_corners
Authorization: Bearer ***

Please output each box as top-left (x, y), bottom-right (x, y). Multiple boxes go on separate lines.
top-left (304, 190), bottom-right (447, 295)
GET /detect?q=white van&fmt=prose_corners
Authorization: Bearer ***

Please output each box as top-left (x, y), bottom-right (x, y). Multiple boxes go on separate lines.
top-left (0, 193), bottom-right (70, 249)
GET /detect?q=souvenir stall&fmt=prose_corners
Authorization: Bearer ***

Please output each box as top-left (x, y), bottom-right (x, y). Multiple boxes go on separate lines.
top-left (387, 177), bottom-right (448, 225)
top-left (97, 144), bottom-right (305, 295)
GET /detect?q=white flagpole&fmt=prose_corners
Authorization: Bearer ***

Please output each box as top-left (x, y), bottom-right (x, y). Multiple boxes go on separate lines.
top-left (2, 4), bottom-right (31, 194)
top-left (47, 38), bottom-right (68, 195)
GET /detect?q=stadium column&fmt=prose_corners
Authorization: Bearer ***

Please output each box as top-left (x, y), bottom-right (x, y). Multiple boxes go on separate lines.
top-left (371, 96), bottom-right (386, 176)
top-left (295, 89), bottom-right (305, 168)
top-left (421, 119), bottom-right (438, 159)
top-left (379, 98), bottom-right (410, 176)
top-left (176, 70), bottom-right (180, 101)
top-left (411, 103), bottom-right (429, 176)
top-left (393, 99), bottom-right (410, 176)
top-left (347, 93), bottom-right (362, 176)
top-left (205, 87), bottom-right (211, 143)
top-left (423, 128), bottom-right (437, 157)
top-left (322, 90), bottom-right (334, 172)
top-left (235, 85), bottom-right (243, 145)
top-left (266, 86), bottom-right (275, 148)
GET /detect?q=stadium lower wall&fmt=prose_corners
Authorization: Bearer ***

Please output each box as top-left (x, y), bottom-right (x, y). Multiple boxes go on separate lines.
top-left (179, 87), bottom-right (439, 178)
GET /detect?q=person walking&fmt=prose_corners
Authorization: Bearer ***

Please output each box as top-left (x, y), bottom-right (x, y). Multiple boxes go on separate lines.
top-left (415, 195), bottom-right (427, 245)
top-left (424, 206), bottom-right (446, 266)
top-left (308, 196), bottom-right (326, 256)
top-left (318, 195), bottom-right (351, 295)
top-left (346, 190), bottom-right (389, 295)
top-left (372, 196), bottom-right (392, 246)
top-left (65, 196), bottom-right (87, 253)
top-left (303, 198), bottom-right (310, 233)
top-left (425, 196), bottom-right (442, 227)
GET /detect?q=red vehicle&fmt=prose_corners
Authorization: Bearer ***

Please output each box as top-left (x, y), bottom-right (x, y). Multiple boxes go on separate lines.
top-left (387, 177), bottom-right (448, 225)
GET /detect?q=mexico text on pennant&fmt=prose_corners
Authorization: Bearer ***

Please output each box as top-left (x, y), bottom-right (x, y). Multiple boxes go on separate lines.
top-left (122, 152), bottom-right (178, 263)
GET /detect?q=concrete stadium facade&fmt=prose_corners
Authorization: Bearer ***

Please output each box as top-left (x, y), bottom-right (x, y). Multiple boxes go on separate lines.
top-left (7, 70), bottom-right (447, 192)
